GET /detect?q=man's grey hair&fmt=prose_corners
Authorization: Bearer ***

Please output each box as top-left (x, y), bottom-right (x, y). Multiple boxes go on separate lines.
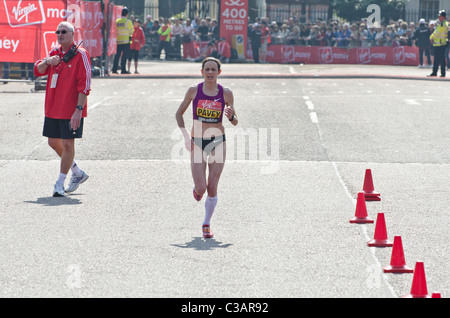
top-left (57, 21), bottom-right (75, 32)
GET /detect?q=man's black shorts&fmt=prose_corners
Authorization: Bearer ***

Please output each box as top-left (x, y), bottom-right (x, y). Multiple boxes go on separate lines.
top-left (43, 117), bottom-right (84, 139)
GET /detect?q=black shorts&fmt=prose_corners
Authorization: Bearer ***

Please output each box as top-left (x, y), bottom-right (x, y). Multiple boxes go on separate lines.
top-left (129, 49), bottom-right (140, 61)
top-left (43, 117), bottom-right (84, 139)
top-left (192, 135), bottom-right (226, 154)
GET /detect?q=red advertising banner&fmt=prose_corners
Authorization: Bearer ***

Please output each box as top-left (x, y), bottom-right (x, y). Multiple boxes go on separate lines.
top-left (0, 0), bottom-right (103, 63)
top-left (67, 0), bottom-right (103, 58)
top-left (0, 0), bottom-right (66, 63)
top-left (106, 4), bottom-right (123, 56)
top-left (262, 45), bottom-right (419, 66)
top-left (219, 0), bottom-right (248, 59)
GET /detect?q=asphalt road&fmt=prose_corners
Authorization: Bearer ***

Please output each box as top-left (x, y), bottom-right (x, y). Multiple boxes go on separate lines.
top-left (0, 61), bottom-right (449, 300)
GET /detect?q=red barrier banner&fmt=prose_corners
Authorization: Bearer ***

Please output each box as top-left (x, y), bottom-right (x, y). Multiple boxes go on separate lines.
top-left (219, 0), bottom-right (248, 59)
top-left (263, 45), bottom-right (419, 66)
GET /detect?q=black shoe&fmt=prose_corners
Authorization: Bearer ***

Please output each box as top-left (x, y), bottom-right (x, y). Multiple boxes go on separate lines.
top-left (112, 71), bottom-right (118, 74)
top-left (440, 75), bottom-right (446, 77)
top-left (121, 71), bottom-right (130, 74)
top-left (427, 73), bottom-right (437, 77)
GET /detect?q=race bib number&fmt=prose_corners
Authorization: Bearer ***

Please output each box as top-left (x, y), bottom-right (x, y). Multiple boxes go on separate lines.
top-left (197, 100), bottom-right (222, 122)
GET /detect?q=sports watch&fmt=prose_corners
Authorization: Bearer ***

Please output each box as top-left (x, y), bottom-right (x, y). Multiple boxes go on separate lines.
top-left (76, 105), bottom-right (83, 110)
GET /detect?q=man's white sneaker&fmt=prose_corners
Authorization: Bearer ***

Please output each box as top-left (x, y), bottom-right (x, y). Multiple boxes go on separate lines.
top-left (53, 183), bottom-right (65, 197)
top-left (65, 171), bottom-right (89, 193)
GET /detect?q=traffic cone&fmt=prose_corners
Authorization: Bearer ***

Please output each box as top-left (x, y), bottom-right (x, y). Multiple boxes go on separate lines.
top-left (363, 169), bottom-right (381, 201)
top-left (367, 213), bottom-right (393, 247)
top-left (383, 236), bottom-right (414, 273)
top-left (403, 261), bottom-right (431, 298)
top-left (350, 192), bottom-right (374, 224)
top-left (431, 292), bottom-right (442, 298)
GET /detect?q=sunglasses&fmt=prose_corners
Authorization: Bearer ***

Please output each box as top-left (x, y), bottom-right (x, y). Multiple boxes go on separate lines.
top-left (55, 30), bottom-right (70, 34)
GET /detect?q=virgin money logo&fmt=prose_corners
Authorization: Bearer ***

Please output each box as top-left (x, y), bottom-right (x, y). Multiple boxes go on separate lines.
top-left (357, 48), bottom-right (371, 64)
top-left (319, 47), bottom-right (333, 64)
top-left (3, 0), bottom-right (46, 27)
top-left (224, 0), bottom-right (245, 6)
top-left (393, 46), bottom-right (405, 65)
top-left (282, 46), bottom-right (295, 63)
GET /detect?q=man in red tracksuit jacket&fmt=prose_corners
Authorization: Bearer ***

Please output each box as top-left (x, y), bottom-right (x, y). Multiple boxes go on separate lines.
top-left (34, 21), bottom-right (91, 197)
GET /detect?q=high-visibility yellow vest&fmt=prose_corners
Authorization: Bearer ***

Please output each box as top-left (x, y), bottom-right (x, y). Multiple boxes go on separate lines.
top-left (157, 25), bottom-right (171, 42)
top-left (116, 17), bottom-right (134, 45)
top-left (430, 21), bottom-right (448, 46)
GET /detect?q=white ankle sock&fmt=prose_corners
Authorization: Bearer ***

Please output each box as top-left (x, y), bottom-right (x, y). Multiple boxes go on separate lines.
top-left (57, 173), bottom-right (67, 185)
top-left (71, 161), bottom-right (82, 175)
top-left (203, 195), bottom-right (218, 225)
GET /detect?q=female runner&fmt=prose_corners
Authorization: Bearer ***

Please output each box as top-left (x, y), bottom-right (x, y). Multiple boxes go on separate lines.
top-left (175, 57), bottom-right (238, 238)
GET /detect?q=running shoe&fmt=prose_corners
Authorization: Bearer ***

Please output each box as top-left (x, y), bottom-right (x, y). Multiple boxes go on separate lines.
top-left (66, 171), bottom-right (89, 193)
top-left (193, 187), bottom-right (203, 201)
top-left (202, 224), bottom-right (214, 238)
top-left (53, 183), bottom-right (65, 197)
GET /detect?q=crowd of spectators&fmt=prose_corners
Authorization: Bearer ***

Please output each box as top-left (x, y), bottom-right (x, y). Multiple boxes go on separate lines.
top-left (138, 15), bottom-right (225, 61)
top-left (249, 16), bottom-right (435, 48)
top-left (132, 13), bottom-right (441, 65)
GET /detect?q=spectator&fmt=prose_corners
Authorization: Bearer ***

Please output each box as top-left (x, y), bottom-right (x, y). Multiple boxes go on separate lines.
top-left (279, 24), bottom-right (290, 44)
top-left (197, 19), bottom-right (209, 41)
top-left (249, 23), bottom-right (262, 63)
top-left (128, 19), bottom-right (145, 74)
top-left (144, 15), bottom-right (153, 38)
top-left (217, 38), bottom-right (231, 63)
top-left (286, 25), bottom-right (300, 45)
top-left (401, 29), bottom-right (413, 46)
top-left (309, 25), bottom-right (323, 46)
top-left (398, 21), bottom-right (408, 36)
top-left (171, 18), bottom-right (183, 60)
top-left (375, 25), bottom-right (385, 46)
top-left (299, 24), bottom-right (310, 45)
top-left (384, 25), bottom-right (395, 46)
top-left (208, 19), bottom-right (220, 41)
top-left (338, 23), bottom-right (351, 48)
top-left (260, 20), bottom-right (270, 63)
top-left (413, 18), bottom-right (432, 68)
top-left (182, 19), bottom-right (196, 60)
top-left (156, 18), bottom-right (171, 60)
top-left (366, 26), bottom-right (377, 47)
top-left (271, 24), bottom-right (283, 44)
top-left (323, 26), bottom-right (334, 46)
top-left (359, 23), bottom-right (370, 48)
top-left (348, 24), bottom-right (359, 48)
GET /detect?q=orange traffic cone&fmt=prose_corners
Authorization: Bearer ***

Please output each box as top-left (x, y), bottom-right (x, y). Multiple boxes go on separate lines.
top-left (350, 192), bottom-right (374, 224)
top-left (383, 236), bottom-right (414, 273)
top-left (367, 213), bottom-right (393, 247)
top-left (363, 169), bottom-right (381, 201)
top-left (403, 261), bottom-right (431, 298)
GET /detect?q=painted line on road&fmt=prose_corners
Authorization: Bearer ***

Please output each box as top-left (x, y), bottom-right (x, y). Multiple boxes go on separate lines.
top-left (303, 94), bottom-right (397, 298)
top-left (90, 96), bottom-right (112, 111)
top-left (309, 112), bottom-right (319, 124)
top-left (304, 97), bottom-right (318, 124)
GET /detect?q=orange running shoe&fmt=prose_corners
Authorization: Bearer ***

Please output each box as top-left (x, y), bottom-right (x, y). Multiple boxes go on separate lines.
top-left (202, 224), bottom-right (214, 238)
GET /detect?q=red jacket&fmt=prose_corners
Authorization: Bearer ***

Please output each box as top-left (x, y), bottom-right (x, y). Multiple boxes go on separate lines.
top-left (34, 44), bottom-right (91, 119)
top-left (130, 26), bottom-right (145, 50)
